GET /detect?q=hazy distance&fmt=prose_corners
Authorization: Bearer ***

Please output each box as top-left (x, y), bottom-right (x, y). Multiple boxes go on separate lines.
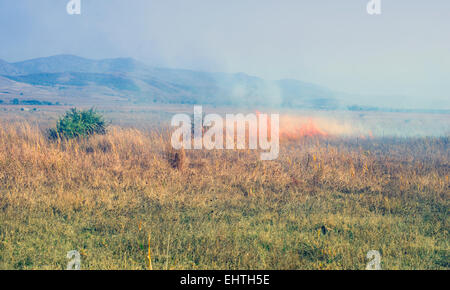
top-left (0, 0), bottom-right (449, 110)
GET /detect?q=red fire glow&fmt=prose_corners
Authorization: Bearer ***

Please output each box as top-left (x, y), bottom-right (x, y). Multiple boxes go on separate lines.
top-left (280, 117), bottom-right (329, 140)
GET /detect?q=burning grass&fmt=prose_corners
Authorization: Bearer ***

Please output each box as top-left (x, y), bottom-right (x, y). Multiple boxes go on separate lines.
top-left (0, 121), bottom-right (448, 269)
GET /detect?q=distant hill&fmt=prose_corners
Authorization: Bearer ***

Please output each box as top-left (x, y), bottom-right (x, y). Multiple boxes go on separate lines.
top-left (0, 55), bottom-right (339, 108)
top-left (6, 55), bottom-right (149, 75)
top-left (0, 59), bottom-right (22, 75)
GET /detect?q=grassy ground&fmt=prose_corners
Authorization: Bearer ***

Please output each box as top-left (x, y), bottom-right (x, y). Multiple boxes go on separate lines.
top-left (0, 122), bottom-right (448, 269)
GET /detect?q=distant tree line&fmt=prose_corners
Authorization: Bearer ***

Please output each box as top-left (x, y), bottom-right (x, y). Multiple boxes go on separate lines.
top-left (347, 105), bottom-right (449, 114)
top-left (0, 98), bottom-right (60, 106)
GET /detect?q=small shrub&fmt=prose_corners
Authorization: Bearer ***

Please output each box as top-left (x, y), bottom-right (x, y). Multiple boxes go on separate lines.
top-left (166, 146), bottom-right (187, 170)
top-left (48, 108), bottom-right (107, 140)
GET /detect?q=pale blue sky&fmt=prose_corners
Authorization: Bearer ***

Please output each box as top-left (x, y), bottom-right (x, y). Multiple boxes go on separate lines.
top-left (0, 0), bottom-right (449, 109)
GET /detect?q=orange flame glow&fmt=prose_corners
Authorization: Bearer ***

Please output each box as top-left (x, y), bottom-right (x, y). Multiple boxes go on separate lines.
top-left (280, 117), bottom-right (329, 140)
top-left (254, 112), bottom-right (368, 141)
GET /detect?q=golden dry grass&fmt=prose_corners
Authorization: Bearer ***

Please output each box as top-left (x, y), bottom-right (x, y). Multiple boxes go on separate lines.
top-left (0, 121), bottom-right (448, 269)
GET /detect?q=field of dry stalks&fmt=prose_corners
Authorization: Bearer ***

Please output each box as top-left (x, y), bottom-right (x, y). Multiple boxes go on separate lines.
top-left (0, 120), bottom-right (448, 269)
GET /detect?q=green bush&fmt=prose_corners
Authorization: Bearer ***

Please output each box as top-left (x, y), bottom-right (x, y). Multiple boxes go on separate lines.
top-left (48, 108), bottom-right (107, 139)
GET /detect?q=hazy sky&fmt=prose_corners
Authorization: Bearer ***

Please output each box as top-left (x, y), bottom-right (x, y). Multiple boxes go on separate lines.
top-left (0, 0), bottom-right (449, 109)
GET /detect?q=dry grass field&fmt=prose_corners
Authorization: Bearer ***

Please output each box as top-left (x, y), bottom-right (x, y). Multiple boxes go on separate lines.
top-left (0, 108), bottom-right (448, 269)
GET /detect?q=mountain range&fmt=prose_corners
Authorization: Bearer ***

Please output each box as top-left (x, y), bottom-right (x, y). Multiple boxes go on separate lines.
top-left (0, 55), bottom-right (339, 108)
